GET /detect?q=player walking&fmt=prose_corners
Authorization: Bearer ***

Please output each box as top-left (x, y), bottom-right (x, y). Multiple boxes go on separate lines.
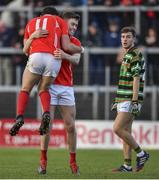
top-left (112, 26), bottom-right (149, 172)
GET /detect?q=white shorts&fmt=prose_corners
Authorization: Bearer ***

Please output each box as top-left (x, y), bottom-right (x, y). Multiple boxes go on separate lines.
top-left (26, 53), bottom-right (61, 77)
top-left (117, 101), bottom-right (142, 113)
top-left (49, 84), bottom-right (75, 106)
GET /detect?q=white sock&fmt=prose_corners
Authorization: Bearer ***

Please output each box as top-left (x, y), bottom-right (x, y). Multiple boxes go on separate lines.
top-left (137, 150), bottom-right (145, 157)
top-left (123, 164), bottom-right (132, 169)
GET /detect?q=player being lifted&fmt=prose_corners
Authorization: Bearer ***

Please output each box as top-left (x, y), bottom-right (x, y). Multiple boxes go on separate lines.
top-left (9, 7), bottom-right (83, 136)
top-left (111, 26), bottom-right (149, 172)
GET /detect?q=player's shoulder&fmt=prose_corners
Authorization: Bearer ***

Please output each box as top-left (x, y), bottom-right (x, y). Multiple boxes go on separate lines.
top-left (27, 17), bottom-right (38, 25)
top-left (55, 16), bottom-right (67, 27)
top-left (126, 47), bottom-right (142, 60)
top-left (31, 16), bottom-right (39, 22)
top-left (129, 47), bottom-right (142, 56)
top-left (70, 36), bottom-right (81, 46)
top-left (55, 15), bottom-right (65, 22)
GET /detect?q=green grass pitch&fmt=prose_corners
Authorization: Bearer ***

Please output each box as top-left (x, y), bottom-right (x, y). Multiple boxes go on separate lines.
top-left (0, 148), bottom-right (158, 179)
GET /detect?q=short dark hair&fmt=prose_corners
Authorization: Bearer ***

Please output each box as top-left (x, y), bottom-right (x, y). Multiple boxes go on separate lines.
top-left (121, 26), bottom-right (136, 37)
top-left (41, 6), bottom-right (59, 16)
top-left (61, 11), bottom-right (80, 21)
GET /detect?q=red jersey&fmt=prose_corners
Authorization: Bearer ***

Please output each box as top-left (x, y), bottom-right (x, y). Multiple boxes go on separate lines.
top-left (54, 36), bottom-right (81, 86)
top-left (24, 15), bottom-right (68, 55)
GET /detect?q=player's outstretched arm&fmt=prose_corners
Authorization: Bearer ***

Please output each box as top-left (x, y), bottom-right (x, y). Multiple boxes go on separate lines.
top-left (61, 35), bottom-right (84, 54)
top-left (23, 29), bottom-right (48, 56)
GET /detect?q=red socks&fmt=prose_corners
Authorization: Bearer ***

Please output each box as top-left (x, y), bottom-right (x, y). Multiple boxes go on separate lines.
top-left (40, 150), bottom-right (75, 165)
top-left (16, 90), bottom-right (50, 117)
top-left (17, 90), bottom-right (29, 116)
top-left (70, 152), bottom-right (76, 164)
top-left (41, 149), bottom-right (47, 162)
top-left (39, 91), bottom-right (50, 113)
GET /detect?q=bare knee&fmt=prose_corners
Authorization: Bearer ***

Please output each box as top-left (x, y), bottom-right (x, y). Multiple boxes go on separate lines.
top-left (38, 85), bottom-right (49, 93)
top-left (65, 121), bottom-right (75, 134)
top-left (113, 124), bottom-right (122, 136)
top-left (21, 87), bottom-right (31, 93)
top-left (38, 77), bottom-right (54, 93)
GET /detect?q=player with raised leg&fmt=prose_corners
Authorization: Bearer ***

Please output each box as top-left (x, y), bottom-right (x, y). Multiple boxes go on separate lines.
top-left (9, 7), bottom-right (83, 137)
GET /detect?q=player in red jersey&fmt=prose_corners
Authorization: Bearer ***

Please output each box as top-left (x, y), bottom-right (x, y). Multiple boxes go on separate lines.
top-left (38, 12), bottom-right (81, 175)
top-left (9, 7), bottom-right (84, 137)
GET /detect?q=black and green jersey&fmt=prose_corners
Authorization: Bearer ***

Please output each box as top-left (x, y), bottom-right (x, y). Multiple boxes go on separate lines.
top-left (115, 47), bottom-right (145, 103)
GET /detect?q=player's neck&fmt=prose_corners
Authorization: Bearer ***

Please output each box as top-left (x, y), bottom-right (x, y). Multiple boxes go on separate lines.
top-left (43, 14), bottom-right (54, 17)
top-left (124, 44), bottom-right (134, 53)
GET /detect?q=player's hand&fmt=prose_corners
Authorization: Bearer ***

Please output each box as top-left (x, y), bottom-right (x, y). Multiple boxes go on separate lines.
top-left (31, 29), bottom-right (48, 39)
top-left (131, 100), bottom-right (140, 116)
top-left (54, 48), bottom-right (62, 60)
top-left (111, 101), bottom-right (117, 111)
top-left (81, 46), bottom-right (85, 53)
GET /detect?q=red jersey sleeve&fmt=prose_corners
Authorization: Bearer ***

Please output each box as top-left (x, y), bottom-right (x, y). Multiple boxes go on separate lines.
top-left (70, 36), bottom-right (81, 47)
top-left (56, 16), bottom-right (68, 35)
top-left (24, 22), bottom-right (30, 40)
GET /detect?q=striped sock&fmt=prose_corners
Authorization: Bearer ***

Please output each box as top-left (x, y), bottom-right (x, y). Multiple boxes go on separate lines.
top-left (124, 159), bottom-right (132, 166)
top-left (134, 146), bottom-right (142, 153)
